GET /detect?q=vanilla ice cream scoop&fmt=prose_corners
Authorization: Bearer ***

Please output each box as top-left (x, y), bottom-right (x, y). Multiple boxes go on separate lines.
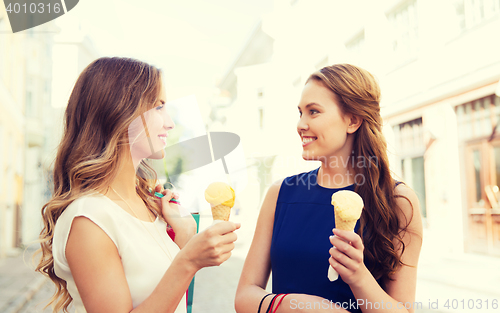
top-left (331, 190), bottom-right (364, 223)
top-left (205, 182), bottom-right (235, 222)
top-left (204, 182), bottom-right (235, 207)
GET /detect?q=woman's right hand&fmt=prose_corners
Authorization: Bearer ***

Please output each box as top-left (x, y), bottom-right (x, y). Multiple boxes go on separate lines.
top-left (178, 221), bottom-right (240, 271)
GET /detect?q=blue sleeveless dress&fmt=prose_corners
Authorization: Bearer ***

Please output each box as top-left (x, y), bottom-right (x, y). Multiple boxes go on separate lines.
top-left (270, 168), bottom-right (364, 312)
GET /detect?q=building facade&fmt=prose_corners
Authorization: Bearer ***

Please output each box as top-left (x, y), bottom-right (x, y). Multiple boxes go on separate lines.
top-left (0, 6), bottom-right (56, 257)
top-left (0, 9), bottom-right (98, 258)
top-left (214, 0), bottom-right (500, 256)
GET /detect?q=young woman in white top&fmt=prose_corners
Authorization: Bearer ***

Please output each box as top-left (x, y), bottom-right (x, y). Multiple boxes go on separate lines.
top-left (36, 57), bottom-right (240, 313)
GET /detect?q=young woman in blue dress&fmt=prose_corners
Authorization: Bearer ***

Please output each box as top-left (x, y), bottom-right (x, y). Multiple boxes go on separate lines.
top-left (236, 64), bottom-right (423, 313)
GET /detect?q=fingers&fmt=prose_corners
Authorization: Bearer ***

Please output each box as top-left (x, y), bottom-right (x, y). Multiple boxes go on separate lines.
top-left (220, 231), bottom-right (238, 245)
top-left (218, 251), bottom-right (232, 264)
top-left (329, 236), bottom-right (363, 263)
top-left (329, 246), bottom-right (358, 270)
top-left (205, 222), bottom-right (239, 245)
top-left (210, 221), bottom-right (241, 235)
top-left (328, 256), bottom-right (352, 278)
top-left (188, 223), bottom-right (239, 268)
top-left (160, 190), bottom-right (174, 204)
top-left (332, 229), bottom-right (364, 250)
top-left (154, 184), bottom-right (175, 198)
top-left (219, 242), bottom-right (235, 254)
top-left (155, 184), bottom-right (162, 193)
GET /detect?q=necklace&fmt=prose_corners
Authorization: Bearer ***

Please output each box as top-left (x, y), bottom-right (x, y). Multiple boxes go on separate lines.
top-left (110, 187), bottom-right (173, 261)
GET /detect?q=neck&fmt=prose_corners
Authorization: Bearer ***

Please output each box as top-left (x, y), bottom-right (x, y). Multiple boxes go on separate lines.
top-left (318, 154), bottom-right (356, 189)
top-left (109, 154), bottom-right (139, 200)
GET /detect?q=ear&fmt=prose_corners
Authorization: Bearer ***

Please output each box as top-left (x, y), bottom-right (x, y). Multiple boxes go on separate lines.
top-left (346, 114), bottom-right (362, 134)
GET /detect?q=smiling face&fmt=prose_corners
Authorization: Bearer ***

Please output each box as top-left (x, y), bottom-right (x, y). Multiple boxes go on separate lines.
top-left (128, 84), bottom-right (174, 164)
top-left (297, 79), bottom-right (360, 162)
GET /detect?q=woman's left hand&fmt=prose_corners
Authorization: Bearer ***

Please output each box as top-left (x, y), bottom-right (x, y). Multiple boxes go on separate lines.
top-left (154, 184), bottom-right (180, 217)
top-left (328, 229), bottom-right (370, 287)
top-left (154, 184), bottom-right (197, 248)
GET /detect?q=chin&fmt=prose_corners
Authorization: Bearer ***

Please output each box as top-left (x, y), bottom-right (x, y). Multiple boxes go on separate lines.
top-left (148, 149), bottom-right (165, 159)
top-left (302, 151), bottom-right (318, 161)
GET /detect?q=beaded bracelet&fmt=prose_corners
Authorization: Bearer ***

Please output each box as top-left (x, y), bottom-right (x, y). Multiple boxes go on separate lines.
top-left (258, 293), bottom-right (273, 313)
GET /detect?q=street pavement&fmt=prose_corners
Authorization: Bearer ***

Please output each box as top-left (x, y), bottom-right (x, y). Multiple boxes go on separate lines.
top-left (0, 245), bottom-right (49, 313)
top-left (1, 207), bottom-right (500, 313)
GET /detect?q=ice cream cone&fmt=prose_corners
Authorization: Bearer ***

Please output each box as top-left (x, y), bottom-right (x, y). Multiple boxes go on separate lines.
top-left (328, 190), bottom-right (364, 282)
top-left (334, 211), bottom-right (358, 231)
top-left (205, 182), bottom-right (235, 224)
top-left (211, 204), bottom-right (231, 221)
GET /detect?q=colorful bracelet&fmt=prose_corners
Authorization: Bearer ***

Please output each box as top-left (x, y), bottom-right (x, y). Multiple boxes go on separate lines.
top-left (272, 294), bottom-right (288, 313)
top-left (258, 293), bottom-right (273, 313)
top-left (265, 294), bottom-right (280, 313)
top-left (153, 191), bottom-right (181, 205)
top-left (168, 198), bottom-right (180, 204)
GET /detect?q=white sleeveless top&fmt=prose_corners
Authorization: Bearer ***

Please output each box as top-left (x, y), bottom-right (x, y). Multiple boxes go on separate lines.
top-left (53, 192), bottom-right (187, 313)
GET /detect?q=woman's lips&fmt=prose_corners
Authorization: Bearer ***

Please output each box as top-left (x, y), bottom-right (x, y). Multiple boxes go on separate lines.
top-left (158, 134), bottom-right (167, 145)
top-left (302, 137), bottom-right (317, 147)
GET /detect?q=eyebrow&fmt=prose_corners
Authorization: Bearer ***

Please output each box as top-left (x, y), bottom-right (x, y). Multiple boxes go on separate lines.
top-left (298, 102), bottom-right (322, 110)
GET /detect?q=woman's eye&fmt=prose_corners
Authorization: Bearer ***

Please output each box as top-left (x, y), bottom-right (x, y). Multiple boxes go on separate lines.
top-left (156, 104), bottom-right (165, 111)
top-left (310, 109), bottom-right (318, 115)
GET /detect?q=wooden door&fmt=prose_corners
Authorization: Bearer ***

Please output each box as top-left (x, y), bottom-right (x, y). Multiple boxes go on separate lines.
top-left (465, 139), bottom-right (500, 255)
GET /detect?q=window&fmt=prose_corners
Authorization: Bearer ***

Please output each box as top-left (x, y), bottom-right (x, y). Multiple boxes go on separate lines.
top-left (394, 117), bottom-right (427, 217)
top-left (387, 0), bottom-right (419, 64)
top-left (455, 95), bottom-right (499, 141)
top-left (395, 117), bottom-right (425, 156)
top-left (453, 0), bottom-right (500, 32)
top-left (401, 156), bottom-right (427, 217)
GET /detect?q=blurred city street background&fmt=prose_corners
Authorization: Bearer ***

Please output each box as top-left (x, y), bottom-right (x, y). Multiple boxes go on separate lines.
top-left (1, 0), bottom-right (500, 312)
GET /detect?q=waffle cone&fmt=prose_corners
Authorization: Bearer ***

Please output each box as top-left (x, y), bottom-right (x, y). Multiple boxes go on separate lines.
top-left (334, 211), bottom-right (357, 231)
top-left (211, 204), bottom-right (231, 221)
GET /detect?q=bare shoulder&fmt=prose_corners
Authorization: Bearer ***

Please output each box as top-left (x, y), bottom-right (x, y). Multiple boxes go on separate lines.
top-left (67, 216), bottom-right (118, 259)
top-left (393, 183), bottom-right (423, 236)
top-left (260, 179), bottom-right (284, 212)
top-left (267, 178), bottom-right (284, 198)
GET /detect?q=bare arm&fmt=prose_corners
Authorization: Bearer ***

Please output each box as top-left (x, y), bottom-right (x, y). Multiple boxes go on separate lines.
top-left (329, 184), bottom-right (423, 313)
top-left (67, 216), bottom-right (239, 313)
top-left (235, 180), bottom-right (349, 313)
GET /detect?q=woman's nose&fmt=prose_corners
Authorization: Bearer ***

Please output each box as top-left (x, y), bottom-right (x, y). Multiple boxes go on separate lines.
top-left (297, 117), bottom-right (309, 132)
top-left (163, 111), bottom-right (175, 130)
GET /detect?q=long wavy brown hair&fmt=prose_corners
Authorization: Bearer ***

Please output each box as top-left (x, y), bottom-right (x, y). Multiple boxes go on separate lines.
top-left (35, 57), bottom-right (165, 312)
top-left (308, 64), bottom-right (415, 284)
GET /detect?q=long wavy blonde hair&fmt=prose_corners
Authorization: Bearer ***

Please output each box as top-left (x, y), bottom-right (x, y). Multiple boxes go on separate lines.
top-left (35, 57), bottom-right (165, 312)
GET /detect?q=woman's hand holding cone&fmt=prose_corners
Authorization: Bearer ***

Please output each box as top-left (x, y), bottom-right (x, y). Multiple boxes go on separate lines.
top-left (179, 221), bottom-right (241, 271)
top-left (328, 229), bottom-right (369, 286)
